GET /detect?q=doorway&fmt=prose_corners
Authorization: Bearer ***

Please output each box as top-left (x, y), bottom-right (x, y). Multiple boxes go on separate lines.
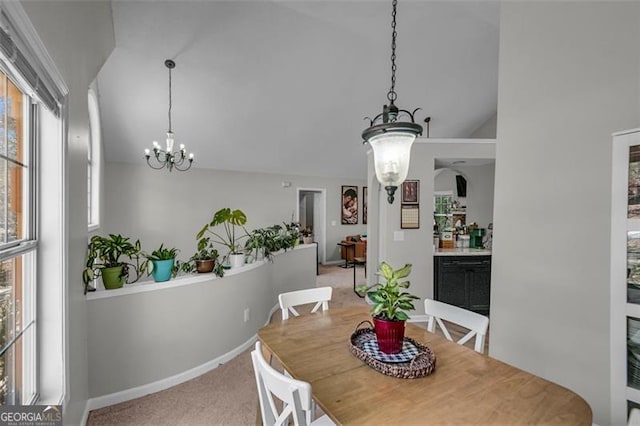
top-left (296, 188), bottom-right (326, 264)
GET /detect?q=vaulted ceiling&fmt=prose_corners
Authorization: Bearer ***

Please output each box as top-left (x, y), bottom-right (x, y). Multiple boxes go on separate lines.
top-left (97, 1), bottom-right (499, 179)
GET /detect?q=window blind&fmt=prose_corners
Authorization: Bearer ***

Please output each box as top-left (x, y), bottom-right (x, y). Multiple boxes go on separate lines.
top-left (0, 11), bottom-right (61, 116)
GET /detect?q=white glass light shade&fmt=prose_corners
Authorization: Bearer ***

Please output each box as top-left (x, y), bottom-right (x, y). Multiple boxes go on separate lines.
top-left (369, 131), bottom-right (415, 187)
top-left (166, 132), bottom-right (175, 152)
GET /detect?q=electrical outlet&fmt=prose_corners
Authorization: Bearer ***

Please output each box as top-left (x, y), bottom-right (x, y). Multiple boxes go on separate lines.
top-left (244, 308), bottom-right (250, 323)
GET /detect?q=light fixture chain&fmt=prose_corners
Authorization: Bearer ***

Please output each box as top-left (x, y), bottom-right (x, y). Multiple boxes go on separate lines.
top-left (387, 0), bottom-right (398, 103)
top-left (168, 65), bottom-right (172, 132)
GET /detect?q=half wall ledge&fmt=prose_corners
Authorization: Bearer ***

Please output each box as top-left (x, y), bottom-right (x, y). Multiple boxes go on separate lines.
top-left (86, 244), bottom-right (316, 405)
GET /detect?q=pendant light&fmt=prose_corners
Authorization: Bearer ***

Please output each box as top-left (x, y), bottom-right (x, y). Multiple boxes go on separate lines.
top-left (362, 0), bottom-right (423, 204)
top-left (144, 59), bottom-right (194, 172)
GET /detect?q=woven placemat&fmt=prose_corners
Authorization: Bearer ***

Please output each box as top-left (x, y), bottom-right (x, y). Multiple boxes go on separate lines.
top-left (349, 321), bottom-right (436, 379)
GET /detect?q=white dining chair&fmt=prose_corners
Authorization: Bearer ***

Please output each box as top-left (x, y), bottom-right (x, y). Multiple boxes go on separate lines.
top-left (629, 408), bottom-right (640, 426)
top-left (278, 287), bottom-right (332, 320)
top-left (251, 341), bottom-right (335, 426)
top-left (408, 299), bottom-right (489, 353)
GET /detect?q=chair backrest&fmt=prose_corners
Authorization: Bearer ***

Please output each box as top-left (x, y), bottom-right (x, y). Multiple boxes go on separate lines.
top-left (424, 299), bottom-right (489, 353)
top-left (278, 287), bottom-right (332, 320)
top-left (251, 341), bottom-right (313, 426)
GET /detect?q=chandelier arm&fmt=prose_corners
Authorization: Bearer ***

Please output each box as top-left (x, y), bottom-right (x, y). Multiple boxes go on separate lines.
top-left (146, 156), bottom-right (168, 170)
top-left (173, 159), bottom-right (193, 172)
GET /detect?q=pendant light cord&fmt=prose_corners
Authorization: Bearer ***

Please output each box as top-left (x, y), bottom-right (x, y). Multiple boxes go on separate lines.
top-left (168, 65), bottom-right (172, 133)
top-left (387, 0), bottom-right (398, 104)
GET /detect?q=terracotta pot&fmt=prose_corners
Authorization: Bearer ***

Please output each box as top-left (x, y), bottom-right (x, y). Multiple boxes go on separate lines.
top-left (373, 317), bottom-right (405, 354)
top-left (195, 259), bottom-right (215, 273)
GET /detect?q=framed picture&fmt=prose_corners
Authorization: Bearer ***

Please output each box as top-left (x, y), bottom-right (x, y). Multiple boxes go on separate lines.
top-left (401, 204), bottom-right (419, 229)
top-left (341, 185), bottom-right (358, 225)
top-left (363, 186), bottom-right (368, 225)
top-left (402, 180), bottom-right (419, 204)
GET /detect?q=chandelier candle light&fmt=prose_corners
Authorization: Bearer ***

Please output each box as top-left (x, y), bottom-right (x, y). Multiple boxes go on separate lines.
top-left (362, 0), bottom-right (424, 204)
top-left (144, 59), bottom-right (194, 172)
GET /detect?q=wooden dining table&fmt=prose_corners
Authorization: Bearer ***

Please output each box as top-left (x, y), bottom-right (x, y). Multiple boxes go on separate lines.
top-left (257, 305), bottom-right (592, 425)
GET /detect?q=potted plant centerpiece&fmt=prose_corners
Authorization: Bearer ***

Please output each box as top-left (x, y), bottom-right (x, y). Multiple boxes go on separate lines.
top-left (144, 244), bottom-right (179, 282)
top-left (197, 208), bottom-right (248, 269)
top-left (83, 233), bottom-right (146, 293)
top-left (356, 262), bottom-right (419, 354)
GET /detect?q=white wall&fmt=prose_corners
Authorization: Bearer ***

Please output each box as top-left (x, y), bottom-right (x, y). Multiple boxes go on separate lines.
top-left (492, 3), bottom-right (640, 425)
top-left (368, 139), bottom-right (495, 302)
top-left (471, 113), bottom-right (497, 139)
top-left (20, 1), bottom-right (114, 424)
top-left (104, 162), bottom-right (366, 264)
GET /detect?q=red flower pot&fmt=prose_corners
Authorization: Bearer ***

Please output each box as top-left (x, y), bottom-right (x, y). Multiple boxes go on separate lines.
top-left (373, 317), bottom-right (406, 354)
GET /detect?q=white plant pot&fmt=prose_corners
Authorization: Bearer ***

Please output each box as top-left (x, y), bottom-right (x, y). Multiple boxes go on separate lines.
top-left (229, 253), bottom-right (245, 269)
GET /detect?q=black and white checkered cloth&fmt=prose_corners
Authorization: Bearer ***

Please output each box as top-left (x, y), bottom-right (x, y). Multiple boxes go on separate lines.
top-left (362, 340), bottom-right (419, 363)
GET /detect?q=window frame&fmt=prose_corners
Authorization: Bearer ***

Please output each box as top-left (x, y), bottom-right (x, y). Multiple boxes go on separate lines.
top-left (0, 66), bottom-right (37, 405)
top-left (87, 85), bottom-right (101, 231)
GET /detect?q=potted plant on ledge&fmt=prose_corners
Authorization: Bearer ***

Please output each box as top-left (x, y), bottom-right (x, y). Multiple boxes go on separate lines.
top-left (144, 244), bottom-right (179, 282)
top-left (83, 234), bottom-right (146, 293)
top-left (356, 262), bottom-right (419, 354)
top-left (301, 226), bottom-right (313, 245)
top-left (197, 208), bottom-right (248, 269)
top-left (180, 237), bottom-right (223, 276)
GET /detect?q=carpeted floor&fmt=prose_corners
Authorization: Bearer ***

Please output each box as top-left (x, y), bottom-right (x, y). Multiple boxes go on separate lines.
top-left (87, 263), bottom-right (368, 426)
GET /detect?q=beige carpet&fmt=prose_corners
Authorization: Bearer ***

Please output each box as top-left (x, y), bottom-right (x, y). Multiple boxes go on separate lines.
top-left (87, 264), bottom-right (368, 426)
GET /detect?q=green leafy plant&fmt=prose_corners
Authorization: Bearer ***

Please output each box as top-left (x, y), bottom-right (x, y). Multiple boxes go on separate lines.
top-left (356, 262), bottom-right (419, 321)
top-left (193, 237), bottom-right (218, 261)
top-left (178, 237), bottom-right (223, 277)
top-left (82, 234), bottom-right (145, 293)
top-left (244, 230), bottom-right (264, 260)
top-left (143, 244), bottom-right (180, 279)
top-left (144, 244), bottom-right (179, 261)
top-left (197, 208), bottom-right (248, 255)
top-left (280, 221), bottom-right (300, 251)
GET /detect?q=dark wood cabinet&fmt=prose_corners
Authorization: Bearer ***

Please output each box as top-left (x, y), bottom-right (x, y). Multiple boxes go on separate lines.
top-left (434, 256), bottom-right (491, 315)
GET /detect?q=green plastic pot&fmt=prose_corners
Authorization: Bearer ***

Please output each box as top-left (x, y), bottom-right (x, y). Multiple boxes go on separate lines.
top-left (101, 265), bottom-right (125, 290)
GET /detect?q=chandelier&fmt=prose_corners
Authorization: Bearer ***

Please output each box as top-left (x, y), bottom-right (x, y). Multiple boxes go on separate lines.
top-left (144, 59), bottom-right (194, 172)
top-left (362, 0), bottom-right (423, 204)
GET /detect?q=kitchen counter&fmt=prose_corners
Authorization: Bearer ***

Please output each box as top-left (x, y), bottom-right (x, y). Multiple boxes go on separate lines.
top-left (434, 247), bottom-right (492, 256)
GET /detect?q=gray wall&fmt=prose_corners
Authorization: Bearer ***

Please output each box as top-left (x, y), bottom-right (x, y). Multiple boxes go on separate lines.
top-left (88, 246), bottom-right (315, 398)
top-left (104, 162), bottom-right (366, 263)
top-left (21, 2), bottom-right (114, 424)
top-left (368, 140), bottom-right (495, 302)
top-left (492, 3), bottom-right (640, 425)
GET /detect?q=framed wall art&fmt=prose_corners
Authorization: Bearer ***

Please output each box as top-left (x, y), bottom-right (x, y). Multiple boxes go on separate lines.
top-left (401, 204), bottom-right (420, 229)
top-left (363, 186), bottom-right (368, 225)
top-left (341, 185), bottom-right (358, 225)
top-left (402, 180), bottom-right (419, 204)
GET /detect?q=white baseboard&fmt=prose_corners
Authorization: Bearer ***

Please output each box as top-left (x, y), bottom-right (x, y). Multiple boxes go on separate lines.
top-left (84, 304), bottom-right (280, 419)
top-left (81, 404), bottom-right (90, 426)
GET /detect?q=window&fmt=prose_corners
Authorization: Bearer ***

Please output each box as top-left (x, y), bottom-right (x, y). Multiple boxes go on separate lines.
top-left (88, 85), bottom-right (101, 230)
top-left (0, 69), bottom-right (36, 405)
top-left (434, 191), bottom-right (453, 232)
